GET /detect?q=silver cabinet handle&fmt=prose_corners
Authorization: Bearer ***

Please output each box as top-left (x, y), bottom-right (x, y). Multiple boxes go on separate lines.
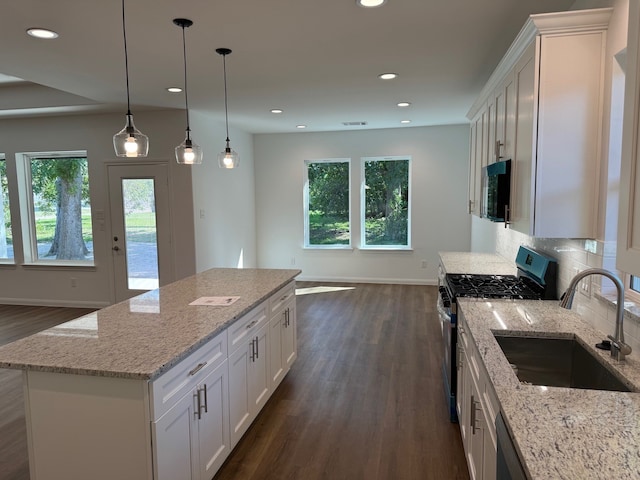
top-left (504, 205), bottom-right (511, 228)
top-left (250, 338), bottom-right (255, 362)
top-left (255, 336), bottom-right (259, 359)
top-left (495, 139), bottom-right (504, 160)
top-left (196, 389), bottom-right (203, 420)
top-left (471, 395), bottom-right (482, 434)
top-left (189, 362), bottom-right (207, 376)
top-left (246, 319), bottom-right (258, 330)
top-left (202, 384), bottom-right (208, 414)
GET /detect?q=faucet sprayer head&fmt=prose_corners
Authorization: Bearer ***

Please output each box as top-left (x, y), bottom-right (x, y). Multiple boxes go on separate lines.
top-left (559, 288), bottom-right (576, 309)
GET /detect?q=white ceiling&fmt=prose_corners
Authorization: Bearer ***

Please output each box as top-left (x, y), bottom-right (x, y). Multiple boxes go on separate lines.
top-left (0, 0), bottom-right (575, 134)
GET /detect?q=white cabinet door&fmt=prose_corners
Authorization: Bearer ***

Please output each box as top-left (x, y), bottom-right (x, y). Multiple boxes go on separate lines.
top-left (467, 372), bottom-right (484, 480)
top-left (197, 360), bottom-right (230, 480)
top-left (269, 312), bottom-right (285, 388)
top-left (618, 0), bottom-right (640, 275)
top-left (228, 321), bottom-right (271, 447)
top-left (228, 343), bottom-right (252, 447)
top-left (282, 302), bottom-right (297, 370)
top-left (249, 322), bottom-right (270, 413)
top-left (153, 390), bottom-right (198, 480)
top-left (511, 42), bottom-right (536, 235)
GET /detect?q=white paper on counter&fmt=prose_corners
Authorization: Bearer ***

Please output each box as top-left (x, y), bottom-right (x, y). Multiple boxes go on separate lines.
top-left (189, 296), bottom-right (240, 306)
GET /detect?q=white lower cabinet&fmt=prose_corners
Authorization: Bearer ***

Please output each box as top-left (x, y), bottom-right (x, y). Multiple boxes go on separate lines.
top-left (269, 285), bottom-right (297, 389)
top-left (457, 313), bottom-right (499, 480)
top-left (229, 321), bottom-right (270, 446)
top-left (153, 360), bottom-right (229, 480)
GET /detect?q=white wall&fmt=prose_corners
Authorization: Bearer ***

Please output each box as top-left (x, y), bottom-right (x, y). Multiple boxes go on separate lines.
top-left (254, 125), bottom-right (471, 284)
top-left (189, 111), bottom-right (257, 271)
top-left (0, 110), bottom-right (196, 307)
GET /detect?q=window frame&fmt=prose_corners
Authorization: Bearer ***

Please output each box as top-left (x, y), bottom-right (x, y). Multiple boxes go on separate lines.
top-left (0, 153), bottom-right (14, 263)
top-left (303, 158), bottom-right (352, 249)
top-left (360, 155), bottom-right (412, 250)
top-left (16, 150), bottom-right (94, 266)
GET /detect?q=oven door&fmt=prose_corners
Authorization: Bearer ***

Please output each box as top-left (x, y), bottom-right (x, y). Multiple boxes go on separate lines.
top-left (437, 287), bottom-right (457, 422)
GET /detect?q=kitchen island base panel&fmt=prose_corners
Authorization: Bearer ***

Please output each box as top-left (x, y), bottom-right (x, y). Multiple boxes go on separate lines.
top-left (24, 370), bottom-right (153, 480)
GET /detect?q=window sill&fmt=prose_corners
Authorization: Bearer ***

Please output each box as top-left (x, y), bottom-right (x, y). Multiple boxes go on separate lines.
top-left (303, 245), bottom-right (354, 251)
top-left (359, 246), bottom-right (413, 252)
top-left (595, 291), bottom-right (640, 325)
top-left (22, 262), bottom-right (96, 271)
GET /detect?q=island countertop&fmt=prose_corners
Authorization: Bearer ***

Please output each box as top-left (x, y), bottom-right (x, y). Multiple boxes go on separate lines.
top-left (458, 298), bottom-right (640, 479)
top-left (0, 268), bottom-right (300, 380)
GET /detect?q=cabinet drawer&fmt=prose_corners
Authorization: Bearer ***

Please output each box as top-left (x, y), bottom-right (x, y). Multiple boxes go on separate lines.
top-left (150, 330), bottom-right (227, 420)
top-left (270, 282), bottom-right (295, 316)
top-left (227, 301), bottom-right (268, 354)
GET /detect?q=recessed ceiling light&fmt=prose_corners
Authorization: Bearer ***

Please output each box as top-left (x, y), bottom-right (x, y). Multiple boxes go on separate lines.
top-left (271, 109), bottom-right (284, 114)
top-left (296, 125), bottom-right (307, 129)
top-left (26, 28), bottom-right (59, 39)
top-left (400, 120), bottom-right (411, 124)
top-left (397, 102), bottom-right (411, 107)
top-left (378, 73), bottom-right (397, 80)
top-left (356, 0), bottom-right (387, 7)
top-left (167, 87), bottom-right (182, 93)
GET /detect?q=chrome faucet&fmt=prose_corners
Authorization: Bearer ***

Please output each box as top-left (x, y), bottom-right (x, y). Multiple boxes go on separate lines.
top-left (560, 268), bottom-right (632, 361)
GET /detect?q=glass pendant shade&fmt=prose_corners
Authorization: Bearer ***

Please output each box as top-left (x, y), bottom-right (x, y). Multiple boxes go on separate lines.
top-left (113, 113), bottom-right (149, 157)
top-left (218, 141), bottom-right (239, 169)
top-left (175, 132), bottom-right (203, 165)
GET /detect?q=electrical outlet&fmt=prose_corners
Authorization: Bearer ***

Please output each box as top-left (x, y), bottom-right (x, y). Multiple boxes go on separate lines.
top-left (421, 260), bottom-right (428, 269)
top-left (579, 276), bottom-right (591, 297)
top-left (70, 277), bottom-right (77, 288)
top-left (291, 257), bottom-right (296, 266)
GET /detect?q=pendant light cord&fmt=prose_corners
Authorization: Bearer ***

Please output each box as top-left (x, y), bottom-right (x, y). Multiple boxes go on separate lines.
top-left (121, 0), bottom-right (131, 116)
top-left (181, 26), bottom-right (191, 136)
top-left (222, 53), bottom-right (230, 142)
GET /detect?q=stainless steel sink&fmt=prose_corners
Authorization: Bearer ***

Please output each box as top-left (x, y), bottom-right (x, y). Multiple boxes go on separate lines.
top-left (493, 334), bottom-right (632, 392)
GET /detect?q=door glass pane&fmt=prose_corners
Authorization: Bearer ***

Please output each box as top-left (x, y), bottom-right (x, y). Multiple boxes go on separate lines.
top-left (122, 179), bottom-right (159, 290)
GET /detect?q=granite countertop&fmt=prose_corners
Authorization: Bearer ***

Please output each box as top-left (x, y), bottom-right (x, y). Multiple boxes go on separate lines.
top-left (438, 251), bottom-right (517, 276)
top-left (0, 268), bottom-right (300, 380)
top-left (458, 298), bottom-right (640, 479)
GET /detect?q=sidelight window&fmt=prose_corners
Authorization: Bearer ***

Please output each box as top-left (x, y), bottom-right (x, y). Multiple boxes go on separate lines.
top-left (304, 158), bottom-right (351, 248)
top-left (361, 156), bottom-right (411, 249)
top-left (0, 155), bottom-right (13, 261)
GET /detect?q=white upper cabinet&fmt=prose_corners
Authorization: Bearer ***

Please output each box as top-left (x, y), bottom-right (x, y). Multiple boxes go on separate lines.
top-left (618, 0), bottom-right (640, 275)
top-left (468, 8), bottom-right (611, 238)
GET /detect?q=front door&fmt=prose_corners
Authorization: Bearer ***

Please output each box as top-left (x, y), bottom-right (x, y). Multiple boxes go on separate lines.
top-left (107, 163), bottom-right (173, 303)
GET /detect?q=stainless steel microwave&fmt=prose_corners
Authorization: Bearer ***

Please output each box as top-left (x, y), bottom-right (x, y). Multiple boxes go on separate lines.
top-left (481, 159), bottom-right (511, 222)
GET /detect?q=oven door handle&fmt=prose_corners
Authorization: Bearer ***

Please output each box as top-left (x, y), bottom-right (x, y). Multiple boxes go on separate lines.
top-left (437, 295), bottom-right (451, 324)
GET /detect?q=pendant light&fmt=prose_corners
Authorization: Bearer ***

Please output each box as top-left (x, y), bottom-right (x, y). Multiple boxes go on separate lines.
top-left (216, 48), bottom-right (239, 169)
top-left (113, 0), bottom-right (149, 157)
top-left (173, 18), bottom-right (203, 165)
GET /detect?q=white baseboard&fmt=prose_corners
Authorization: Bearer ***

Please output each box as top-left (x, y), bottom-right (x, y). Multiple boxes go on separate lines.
top-left (0, 297), bottom-right (110, 309)
top-left (296, 275), bottom-right (437, 286)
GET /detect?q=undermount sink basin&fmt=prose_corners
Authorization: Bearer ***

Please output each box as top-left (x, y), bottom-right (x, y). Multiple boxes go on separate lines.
top-left (493, 334), bottom-right (632, 392)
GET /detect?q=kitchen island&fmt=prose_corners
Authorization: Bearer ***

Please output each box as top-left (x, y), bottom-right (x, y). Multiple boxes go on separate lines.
top-left (0, 267), bottom-right (300, 480)
top-left (458, 298), bottom-right (640, 479)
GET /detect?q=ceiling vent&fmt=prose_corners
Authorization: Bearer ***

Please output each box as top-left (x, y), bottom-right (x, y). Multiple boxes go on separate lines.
top-left (342, 121), bottom-right (368, 126)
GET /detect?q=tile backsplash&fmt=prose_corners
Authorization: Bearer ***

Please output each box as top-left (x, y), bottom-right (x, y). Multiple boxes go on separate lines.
top-left (494, 226), bottom-right (640, 355)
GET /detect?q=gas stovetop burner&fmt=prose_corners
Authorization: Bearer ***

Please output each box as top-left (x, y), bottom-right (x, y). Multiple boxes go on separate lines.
top-left (446, 273), bottom-right (544, 300)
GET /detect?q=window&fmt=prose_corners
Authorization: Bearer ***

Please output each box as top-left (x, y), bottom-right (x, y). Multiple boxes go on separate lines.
top-left (18, 152), bottom-right (93, 263)
top-left (361, 156), bottom-right (411, 249)
top-left (0, 155), bottom-right (13, 261)
top-left (304, 158), bottom-right (351, 248)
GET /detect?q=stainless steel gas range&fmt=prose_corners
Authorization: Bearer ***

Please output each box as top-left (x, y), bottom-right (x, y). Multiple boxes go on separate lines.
top-left (438, 246), bottom-right (557, 422)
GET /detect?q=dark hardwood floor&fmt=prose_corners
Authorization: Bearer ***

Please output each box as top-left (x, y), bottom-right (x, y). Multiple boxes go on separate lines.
top-left (0, 284), bottom-right (468, 480)
top-left (214, 282), bottom-right (468, 480)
